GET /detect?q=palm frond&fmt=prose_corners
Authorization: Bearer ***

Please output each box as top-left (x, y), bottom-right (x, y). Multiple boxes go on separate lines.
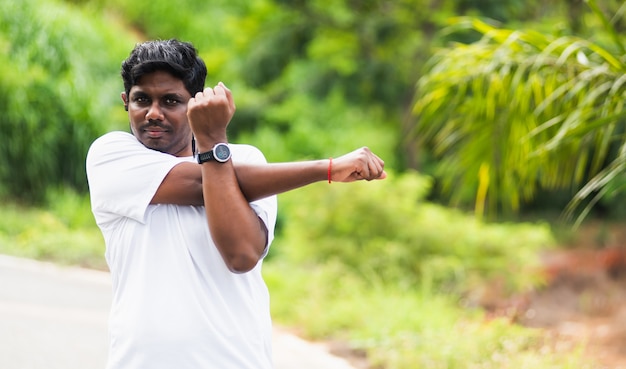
top-left (411, 13), bottom-right (626, 217)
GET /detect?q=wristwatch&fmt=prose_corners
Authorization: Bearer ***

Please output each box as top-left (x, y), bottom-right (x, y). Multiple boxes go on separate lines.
top-left (197, 143), bottom-right (231, 164)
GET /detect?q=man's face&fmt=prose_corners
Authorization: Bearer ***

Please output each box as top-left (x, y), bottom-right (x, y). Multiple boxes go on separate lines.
top-left (122, 70), bottom-right (193, 157)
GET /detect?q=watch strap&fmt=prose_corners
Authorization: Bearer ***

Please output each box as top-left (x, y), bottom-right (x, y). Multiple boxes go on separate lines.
top-left (197, 150), bottom-right (215, 164)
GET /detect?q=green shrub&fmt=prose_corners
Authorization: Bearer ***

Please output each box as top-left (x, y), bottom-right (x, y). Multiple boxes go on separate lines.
top-left (45, 186), bottom-right (98, 229)
top-left (264, 172), bottom-right (592, 369)
top-left (0, 0), bottom-right (133, 203)
top-left (235, 91), bottom-right (396, 165)
top-left (264, 173), bottom-right (585, 368)
top-left (264, 261), bottom-right (589, 369)
top-left (273, 170), bottom-right (553, 296)
top-left (0, 193), bottom-right (106, 269)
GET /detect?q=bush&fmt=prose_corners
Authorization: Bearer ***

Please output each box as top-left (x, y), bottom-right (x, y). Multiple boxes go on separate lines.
top-left (264, 171), bottom-right (587, 369)
top-left (264, 260), bottom-right (590, 369)
top-left (0, 0), bottom-right (133, 203)
top-left (273, 170), bottom-right (553, 296)
top-left (235, 91), bottom-right (396, 165)
top-left (0, 190), bottom-right (106, 269)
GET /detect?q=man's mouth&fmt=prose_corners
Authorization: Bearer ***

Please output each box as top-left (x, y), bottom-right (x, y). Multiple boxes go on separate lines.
top-left (145, 129), bottom-right (166, 138)
top-left (143, 123), bottom-right (169, 139)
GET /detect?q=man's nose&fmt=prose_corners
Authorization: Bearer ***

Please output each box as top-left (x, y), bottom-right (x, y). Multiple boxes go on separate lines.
top-left (146, 102), bottom-right (164, 121)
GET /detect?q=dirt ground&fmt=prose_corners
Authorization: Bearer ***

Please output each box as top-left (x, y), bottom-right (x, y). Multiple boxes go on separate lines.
top-left (521, 254), bottom-right (626, 366)
top-left (495, 222), bottom-right (626, 369)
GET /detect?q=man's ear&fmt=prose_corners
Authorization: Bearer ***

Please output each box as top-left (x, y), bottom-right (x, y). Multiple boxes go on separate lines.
top-left (121, 92), bottom-right (128, 111)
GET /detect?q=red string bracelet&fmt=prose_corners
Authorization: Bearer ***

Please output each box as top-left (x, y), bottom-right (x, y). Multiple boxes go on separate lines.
top-left (328, 157), bottom-right (333, 184)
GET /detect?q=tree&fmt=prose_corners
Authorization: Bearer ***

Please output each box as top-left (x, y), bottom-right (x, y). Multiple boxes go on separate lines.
top-left (0, 0), bottom-right (131, 203)
top-left (410, 0), bottom-right (626, 222)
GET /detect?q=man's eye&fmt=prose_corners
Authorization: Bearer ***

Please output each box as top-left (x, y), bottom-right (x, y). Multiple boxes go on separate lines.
top-left (133, 97), bottom-right (149, 104)
top-left (165, 98), bottom-right (180, 105)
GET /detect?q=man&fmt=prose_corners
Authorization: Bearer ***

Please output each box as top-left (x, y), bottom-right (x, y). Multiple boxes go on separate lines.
top-left (86, 39), bottom-right (385, 369)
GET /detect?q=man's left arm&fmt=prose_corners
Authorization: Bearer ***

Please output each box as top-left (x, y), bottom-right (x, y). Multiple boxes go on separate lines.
top-left (151, 147), bottom-right (386, 206)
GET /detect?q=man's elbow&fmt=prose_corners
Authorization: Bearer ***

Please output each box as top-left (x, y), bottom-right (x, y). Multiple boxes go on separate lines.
top-left (224, 251), bottom-right (262, 274)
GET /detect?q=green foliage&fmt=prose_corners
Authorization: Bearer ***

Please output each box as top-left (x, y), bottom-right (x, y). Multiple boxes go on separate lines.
top-left (266, 263), bottom-right (590, 368)
top-left (265, 249), bottom-right (587, 369)
top-left (262, 171), bottom-right (591, 368)
top-left (233, 0), bottom-right (432, 106)
top-left (0, 190), bottom-right (105, 269)
top-left (103, 0), bottom-right (248, 78)
top-left (45, 186), bottom-right (99, 229)
top-left (411, 10), bottom-right (626, 218)
top-left (274, 171), bottom-right (552, 295)
top-left (235, 91), bottom-right (396, 163)
top-left (0, 0), bottom-right (133, 203)
top-left (455, 0), bottom-right (541, 23)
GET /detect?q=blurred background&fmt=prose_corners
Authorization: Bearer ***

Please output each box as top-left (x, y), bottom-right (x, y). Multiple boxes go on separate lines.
top-left (1, 0), bottom-right (625, 367)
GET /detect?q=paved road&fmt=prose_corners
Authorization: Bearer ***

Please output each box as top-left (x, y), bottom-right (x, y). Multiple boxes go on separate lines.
top-left (0, 255), bottom-right (356, 369)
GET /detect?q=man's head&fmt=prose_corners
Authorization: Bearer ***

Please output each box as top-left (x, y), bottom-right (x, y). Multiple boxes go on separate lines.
top-left (121, 39), bottom-right (206, 157)
top-left (121, 39), bottom-right (207, 99)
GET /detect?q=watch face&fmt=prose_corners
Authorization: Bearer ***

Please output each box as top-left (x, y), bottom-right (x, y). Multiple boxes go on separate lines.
top-left (214, 144), bottom-right (231, 162)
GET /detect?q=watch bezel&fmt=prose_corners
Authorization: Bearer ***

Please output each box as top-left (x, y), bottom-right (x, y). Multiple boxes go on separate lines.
top-left (213, 143), bottom-right (231, 162)
top-left (197, 143), bottom-right (231, 164)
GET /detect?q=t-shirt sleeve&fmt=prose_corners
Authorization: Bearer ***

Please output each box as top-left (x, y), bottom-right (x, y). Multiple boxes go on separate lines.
top-left (86, 131), bottom-right (186, 226)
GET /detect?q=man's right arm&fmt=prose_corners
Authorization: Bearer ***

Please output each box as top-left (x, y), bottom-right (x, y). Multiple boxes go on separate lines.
top-left (151, 147), bottom-right (386, 205)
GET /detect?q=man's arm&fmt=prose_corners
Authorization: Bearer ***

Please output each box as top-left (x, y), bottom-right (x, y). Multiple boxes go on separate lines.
top-left (151, 147), bottom-right (386, 206)
top-left (162, 81), bottom-right (385, 274)
top-left (187, 82), bottom-right (267, 274)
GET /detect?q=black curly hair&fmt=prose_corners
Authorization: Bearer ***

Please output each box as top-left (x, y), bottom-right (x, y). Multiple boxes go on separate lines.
top-left (121, 39), bottom-right (207, 98)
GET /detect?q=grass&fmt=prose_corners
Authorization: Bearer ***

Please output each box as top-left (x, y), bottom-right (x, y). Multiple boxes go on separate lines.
top-left (0, 189), bottom-right (596, 368)
top-left (0, 189), bottom-right (107, 270)
top-left (263, 260), bottom-right (591, 369)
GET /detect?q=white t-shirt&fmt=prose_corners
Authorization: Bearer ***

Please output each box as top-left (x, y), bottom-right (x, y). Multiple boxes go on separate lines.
top-left (86, 131), bottom-right (277, 369)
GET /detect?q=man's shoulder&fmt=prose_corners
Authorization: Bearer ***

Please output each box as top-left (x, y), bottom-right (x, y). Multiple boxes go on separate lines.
top-left (91, 131), bottom-right (135, 146)
top-left (229, 143), bottom-right (267, 164)
top-left (229, 143), bottom-right (261, 154)
top-left (88, 131), bottom-right (141, 156)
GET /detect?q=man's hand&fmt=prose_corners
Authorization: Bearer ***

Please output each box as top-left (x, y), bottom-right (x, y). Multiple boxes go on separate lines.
top-left (187, 82), bottom-right (236, 146)
top-left (331, 147), bottom-right (386, 182)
